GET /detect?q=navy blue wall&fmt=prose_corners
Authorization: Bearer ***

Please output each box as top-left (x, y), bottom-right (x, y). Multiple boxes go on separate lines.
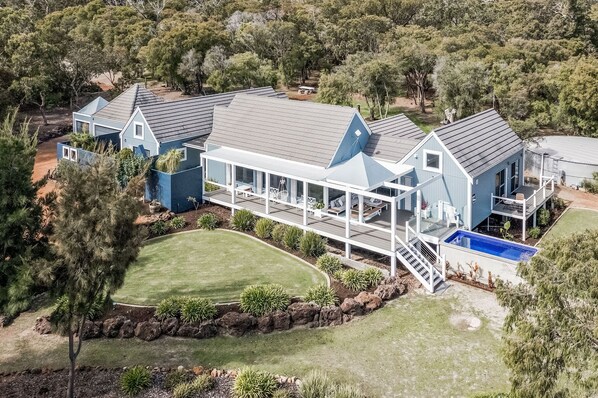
top-left (145, 166), bottom-right (203, 213)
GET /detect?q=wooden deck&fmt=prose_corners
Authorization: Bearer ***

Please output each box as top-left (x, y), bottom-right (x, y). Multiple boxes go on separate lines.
top-left (491, 184), bottom-right (554, 219)
top-left (205, 190), bottom-right (416, 256)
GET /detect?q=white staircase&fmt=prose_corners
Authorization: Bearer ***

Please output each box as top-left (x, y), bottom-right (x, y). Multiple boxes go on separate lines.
top-left (395, 225), bottom-right (446, 293)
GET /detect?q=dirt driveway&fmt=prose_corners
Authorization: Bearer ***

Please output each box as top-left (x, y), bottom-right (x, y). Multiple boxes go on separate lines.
top-left (555, 186), bottom-right (598, 210)
top-left (34, 135), bottom-right (65, 196)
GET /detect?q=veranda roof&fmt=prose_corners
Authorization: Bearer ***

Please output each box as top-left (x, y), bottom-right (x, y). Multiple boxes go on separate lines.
top-left (326, 152), bottom-right (405, 190)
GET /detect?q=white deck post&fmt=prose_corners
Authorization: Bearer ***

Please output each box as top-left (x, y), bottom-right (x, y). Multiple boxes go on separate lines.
top-left (290, 179), bottom-right (297, 204)
top-left (390, 197), bottom-right (397, 277)
top-left (323, 187), bottom-right (329, 209)
top-left (256, 171), bottom-right (263, 197)
top-left (200, 157), bottom-right (207, 197)
top-left (522, 203), bottom-right (526, 242)
top-left (416, 189), bottom-right (422, 234)
top-left (358, 194), bottom-right (364, 223)
top-left (533, 211), bottom-right (537, 227)
top-left (303, 180), bottom-right (308, 225)
top-left (345, 190), bottom-right (351, 259)
top-left (225, 163), bottom-right (231, 190)
top-left (231, 163), bottom-right (236, 214)
top-left (265, 172), bottom-right (270, 215)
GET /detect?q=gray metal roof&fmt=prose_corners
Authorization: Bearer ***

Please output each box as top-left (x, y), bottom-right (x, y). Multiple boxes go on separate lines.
top-left (433, 109), bottom-right (523, 177)
top-left (526, 135), bottom-right (598, 166)
top-left (326, 152), bottom-right (396, 189)
top-left (140, 87), bottom-right (285, 143)
top-left (207, 94), bottom-right (359, 167)
top-left (368, 114), bottom-right (426, 140)
top-left (94, 84), bottom-right (162, 123)
top-left (364, 134), bottom-right (422, 162)
top-left (78, 97), bottom-right (109, 115)
top-left (182, 136), bottom-right (209, 150)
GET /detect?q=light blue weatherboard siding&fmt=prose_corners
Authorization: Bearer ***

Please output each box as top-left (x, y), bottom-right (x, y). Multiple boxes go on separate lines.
top-left (403, 135), bottom-right (470, 226)
top-left (329, 115), bottom-right (371, 167)
top-left (92, 116), bottom-right (123, 138)
top-left (471, 151), bottom-right (523, 228)
top-left (120, 110), bottom-right (158, 156)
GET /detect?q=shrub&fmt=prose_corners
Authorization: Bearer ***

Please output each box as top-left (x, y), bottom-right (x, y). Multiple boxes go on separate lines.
top-left (164, 370), bottom-right (190, 390)
top-left (271, 224), bottom-right (287, 243)
top-left (231, 209), bottom-right (255, 231)
top-left (340, 269), bottom-right (368, 292)
top-left (304, 284), bottom-right (337, 307)
top-left (204, 178), bottom-right (220, 192)
top-left (120, 366), bottom-right (151, 397)
top-left (180, 297), bottom-right (217, 323)
top-left (173, 375), bottom-right (215, 398)
top-left (362, 267), bottom-right (383, 287)
top-left (240, 284), bottom-right (290, 317)
top-left (316, 254), bottom-right (342, 274)
top-left (233, 367), bottom-right (278, 398)
top-left (255, 218), bottom-right (276, 239)
top-left (299, 371), bottom-right (333, 398)
top-left (299, 231), bottom-right (327, 257)
top-left (283, 226), bottom-right (303, 250)
top-left (197, 213), bottom-right (219, 230)
top-left (552, 197), bottom-right (566, 210)
top-left (70, 132), bottom-right (95, 151)
top-left (117, 147), bottom-right (134, 161)
top-left (528, 227), bottom-right (541, 239)
top-left (149, 220), bottom-right (169, 236)
top-left (155, 296), bottom-right (185, 320)
top-left (169, 216), bottom-right (186, 230)
top-left (538, 208), bottom-right (550, 227)
top-left (581, 172), bottom-right (598, 193)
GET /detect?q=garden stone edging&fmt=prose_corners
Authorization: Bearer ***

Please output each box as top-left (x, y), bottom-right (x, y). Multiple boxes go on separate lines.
top-left (37, 277), bottom-right (407, 341)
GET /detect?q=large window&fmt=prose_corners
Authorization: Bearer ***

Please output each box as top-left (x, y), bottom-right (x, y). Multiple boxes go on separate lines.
top-left (134, 122), bottom-right (144, 139)
top-left (495, 169), bottom-right (506, 197)
top-left (423, 150), bottom-right (442, 173)
top-left (75, 120), bottom-right (89, 133)
top-left (510, 160), bottom-right (519, 193)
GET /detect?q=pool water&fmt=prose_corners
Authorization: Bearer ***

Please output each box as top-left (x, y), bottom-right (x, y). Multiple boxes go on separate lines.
top-left (445, 230), bottom-right (538, 262)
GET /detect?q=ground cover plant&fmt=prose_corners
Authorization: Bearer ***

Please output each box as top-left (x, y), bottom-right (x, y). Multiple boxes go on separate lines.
top-left (197, 212), bottom-right (220, 230)
top-left (112, 230), bottom-right (326, 304)
top-left (240, 285), bottom-right (291, 317)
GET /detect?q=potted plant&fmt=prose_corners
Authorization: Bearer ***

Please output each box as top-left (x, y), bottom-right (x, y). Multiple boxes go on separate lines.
top-left (421, 200), bottom-right (431, 218)
top-left (149, 199), bottom-right (162, 214)
top-left (313, 201), bottom-right (326, 218)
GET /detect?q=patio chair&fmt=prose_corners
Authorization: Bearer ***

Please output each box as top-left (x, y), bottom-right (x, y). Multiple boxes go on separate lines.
top-left (328, 197), bottom-right (346, 215)
top-left (445, 206), bottom-right (460, 227)
top-left (269, 187), bottom-right (279, 201)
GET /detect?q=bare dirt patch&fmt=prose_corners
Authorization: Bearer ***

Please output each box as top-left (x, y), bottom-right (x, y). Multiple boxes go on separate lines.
top-left (449, 313), bottom-right (482, 331)
top-left (555, 186), bottom-right (598, 210)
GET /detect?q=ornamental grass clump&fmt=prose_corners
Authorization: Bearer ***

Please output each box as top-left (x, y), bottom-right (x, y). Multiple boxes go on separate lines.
top-left (300, 370), bottom-right (364, 398)
top-left (340, 269), bottom-right (368, 292)
top-left (155, 296), bottom-right (185, 320)
top-left (304, 284), bottom-right (338, 307)
top-left (240, 284), bottom-right (290, 317)
top-left (169, 216), bottom-right (186, 230)
top-left (197, 213), bottom-right (219, 230)
top-left (316, 254), bottom-right (342, 274)
top-left (362, 267), bottom-right (384, 287)
top-left (173, 375), bottom-right (215, 398)
top-left (231, 209), bottom-right (255, 231)
top-left (180, 297), bottom-right (217, 323)
top-left (255, 218), bottom-right (276, 239)
top-left (283, 226), bottom-right (303, 250)
top-left (299, 231), bottom-right (327, 257)
top-left (233, 367), bottom-right (278, 398)
top-left (120, 366), bottom-right (151, 397)
top-left (164, 370), bottom-right (190, 390)
top-left (271, 224), bottom-right (287, 243)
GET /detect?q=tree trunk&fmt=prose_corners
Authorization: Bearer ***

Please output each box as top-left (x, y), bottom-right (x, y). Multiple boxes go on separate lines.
top-left (419, 85), bottom-right (426, 113)
top-left (39, 94), bottom-right (48, 126)
top-left (66, 318), bottom-right (85, 398)
top-left (195, 72), bottom-right (203, 95)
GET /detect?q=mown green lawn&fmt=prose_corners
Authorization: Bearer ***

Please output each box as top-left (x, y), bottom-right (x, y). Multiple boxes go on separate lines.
top-left (112, 230), bottom-right (327, 305)
top-left (543, 208), bottom-right (598, 241)
top-left (0, 286), bottom-right (509, 397)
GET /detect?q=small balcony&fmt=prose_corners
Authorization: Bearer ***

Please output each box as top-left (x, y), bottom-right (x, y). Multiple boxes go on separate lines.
top-left (490, 176), bottom-right (555, 220)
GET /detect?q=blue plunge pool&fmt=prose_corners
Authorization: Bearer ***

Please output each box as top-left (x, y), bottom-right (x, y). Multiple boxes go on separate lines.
top-left (444, 230), bottom-right (538, 262)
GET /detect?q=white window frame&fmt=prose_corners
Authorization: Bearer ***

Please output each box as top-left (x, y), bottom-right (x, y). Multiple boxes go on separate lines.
top-left (133, 122), bottom-right (144, 139)
top-left (69, 148), bottom-right (78, 162)
top-left (62, 146), bottom-right (70, 160)
top-left (423, 149), bottom-right (442, 173)
top-left (177, 147), bottom-right (187, 161)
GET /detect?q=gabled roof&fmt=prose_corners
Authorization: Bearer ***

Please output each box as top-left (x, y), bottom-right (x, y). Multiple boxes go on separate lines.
top-left (326, 152), bottom-right (396, 190)
top-left (139, 87), bottom-right (286, 143)
top-left (207, 94), bottom-right (361, 168)
top-left (368, 114), bottom-right (426, 140)
top-left (433, 109), bottom-right (523, 177)
top-left (77, 97), bottom-right (109, 116)
top-left (94, 84), bottom-right (162, 123)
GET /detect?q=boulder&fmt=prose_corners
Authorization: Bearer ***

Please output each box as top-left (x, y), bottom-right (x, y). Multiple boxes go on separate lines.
top-left (161, 317), bottom-right (179, 336)
top-left (374, 283), bottom-right (401, 301)
top-left (81, 320), bottom-right (103, 340)
top-left (176, 320), bottom-right (217, 339)
top-left (354, 291), bottom-right (383, 312)
top-left (135, 320), bottom-right (162, 341)
top-left (102, 316), bottom-right (125, 338)
top-left (272, 310), bottom-right (291, 331)
top-left (119, 320), bottom-right (135, 338)
top-left (34, 316), bottom-right (52, 335)
top-left (340, 298), bottom-right (363, 316)
top-left (287, 302), bottom-right (320, 326)
top-left (257, 314), bottom-right (273, 334)
top-left (216, 312), bottom-right (256, 337)
top-left (319, 306), bottom-right (343, 327)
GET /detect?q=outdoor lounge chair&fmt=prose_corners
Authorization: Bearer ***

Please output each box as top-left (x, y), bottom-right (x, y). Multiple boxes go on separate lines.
top-left (445, 206), bottom-right (460, 227)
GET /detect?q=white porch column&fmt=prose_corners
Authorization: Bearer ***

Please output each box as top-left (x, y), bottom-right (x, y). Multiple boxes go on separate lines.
top-left (303, 180), bottom-right (308, 225)
top-left (323, 187), bottom-right (329, 209)
top-left (231, 164), bottom-right (236, 214)
top-left (416, 189), bottom-right (422, 234)
top-left (201, 156), bottom-right (207, 196)
top-left (290, 179), bottom-right (298, 204)
top-left (345, 190), bottom-right (351, 259)
top-left (522, 204), bottom-right (527, 242)
top-left (256, 171), bottom-right (263, 196)
top-left (358, 195), bottom-right (364, 223)
top-left (390, 197), bottom-right (397, 277)
top-left (225, 164), bottom-right (231, 189)
top-left (265, 172), bottom-right (270, 214)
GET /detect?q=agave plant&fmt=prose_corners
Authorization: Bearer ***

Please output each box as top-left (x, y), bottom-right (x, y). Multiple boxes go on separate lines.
top-left (155, 149), bottom-right (183, 174)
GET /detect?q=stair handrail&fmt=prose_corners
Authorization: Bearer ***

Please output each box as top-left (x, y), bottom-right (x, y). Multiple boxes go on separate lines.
top-left (395, 235), bottom-right (438, 291)
top-left (405, 223), bottom-right (446, 281)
